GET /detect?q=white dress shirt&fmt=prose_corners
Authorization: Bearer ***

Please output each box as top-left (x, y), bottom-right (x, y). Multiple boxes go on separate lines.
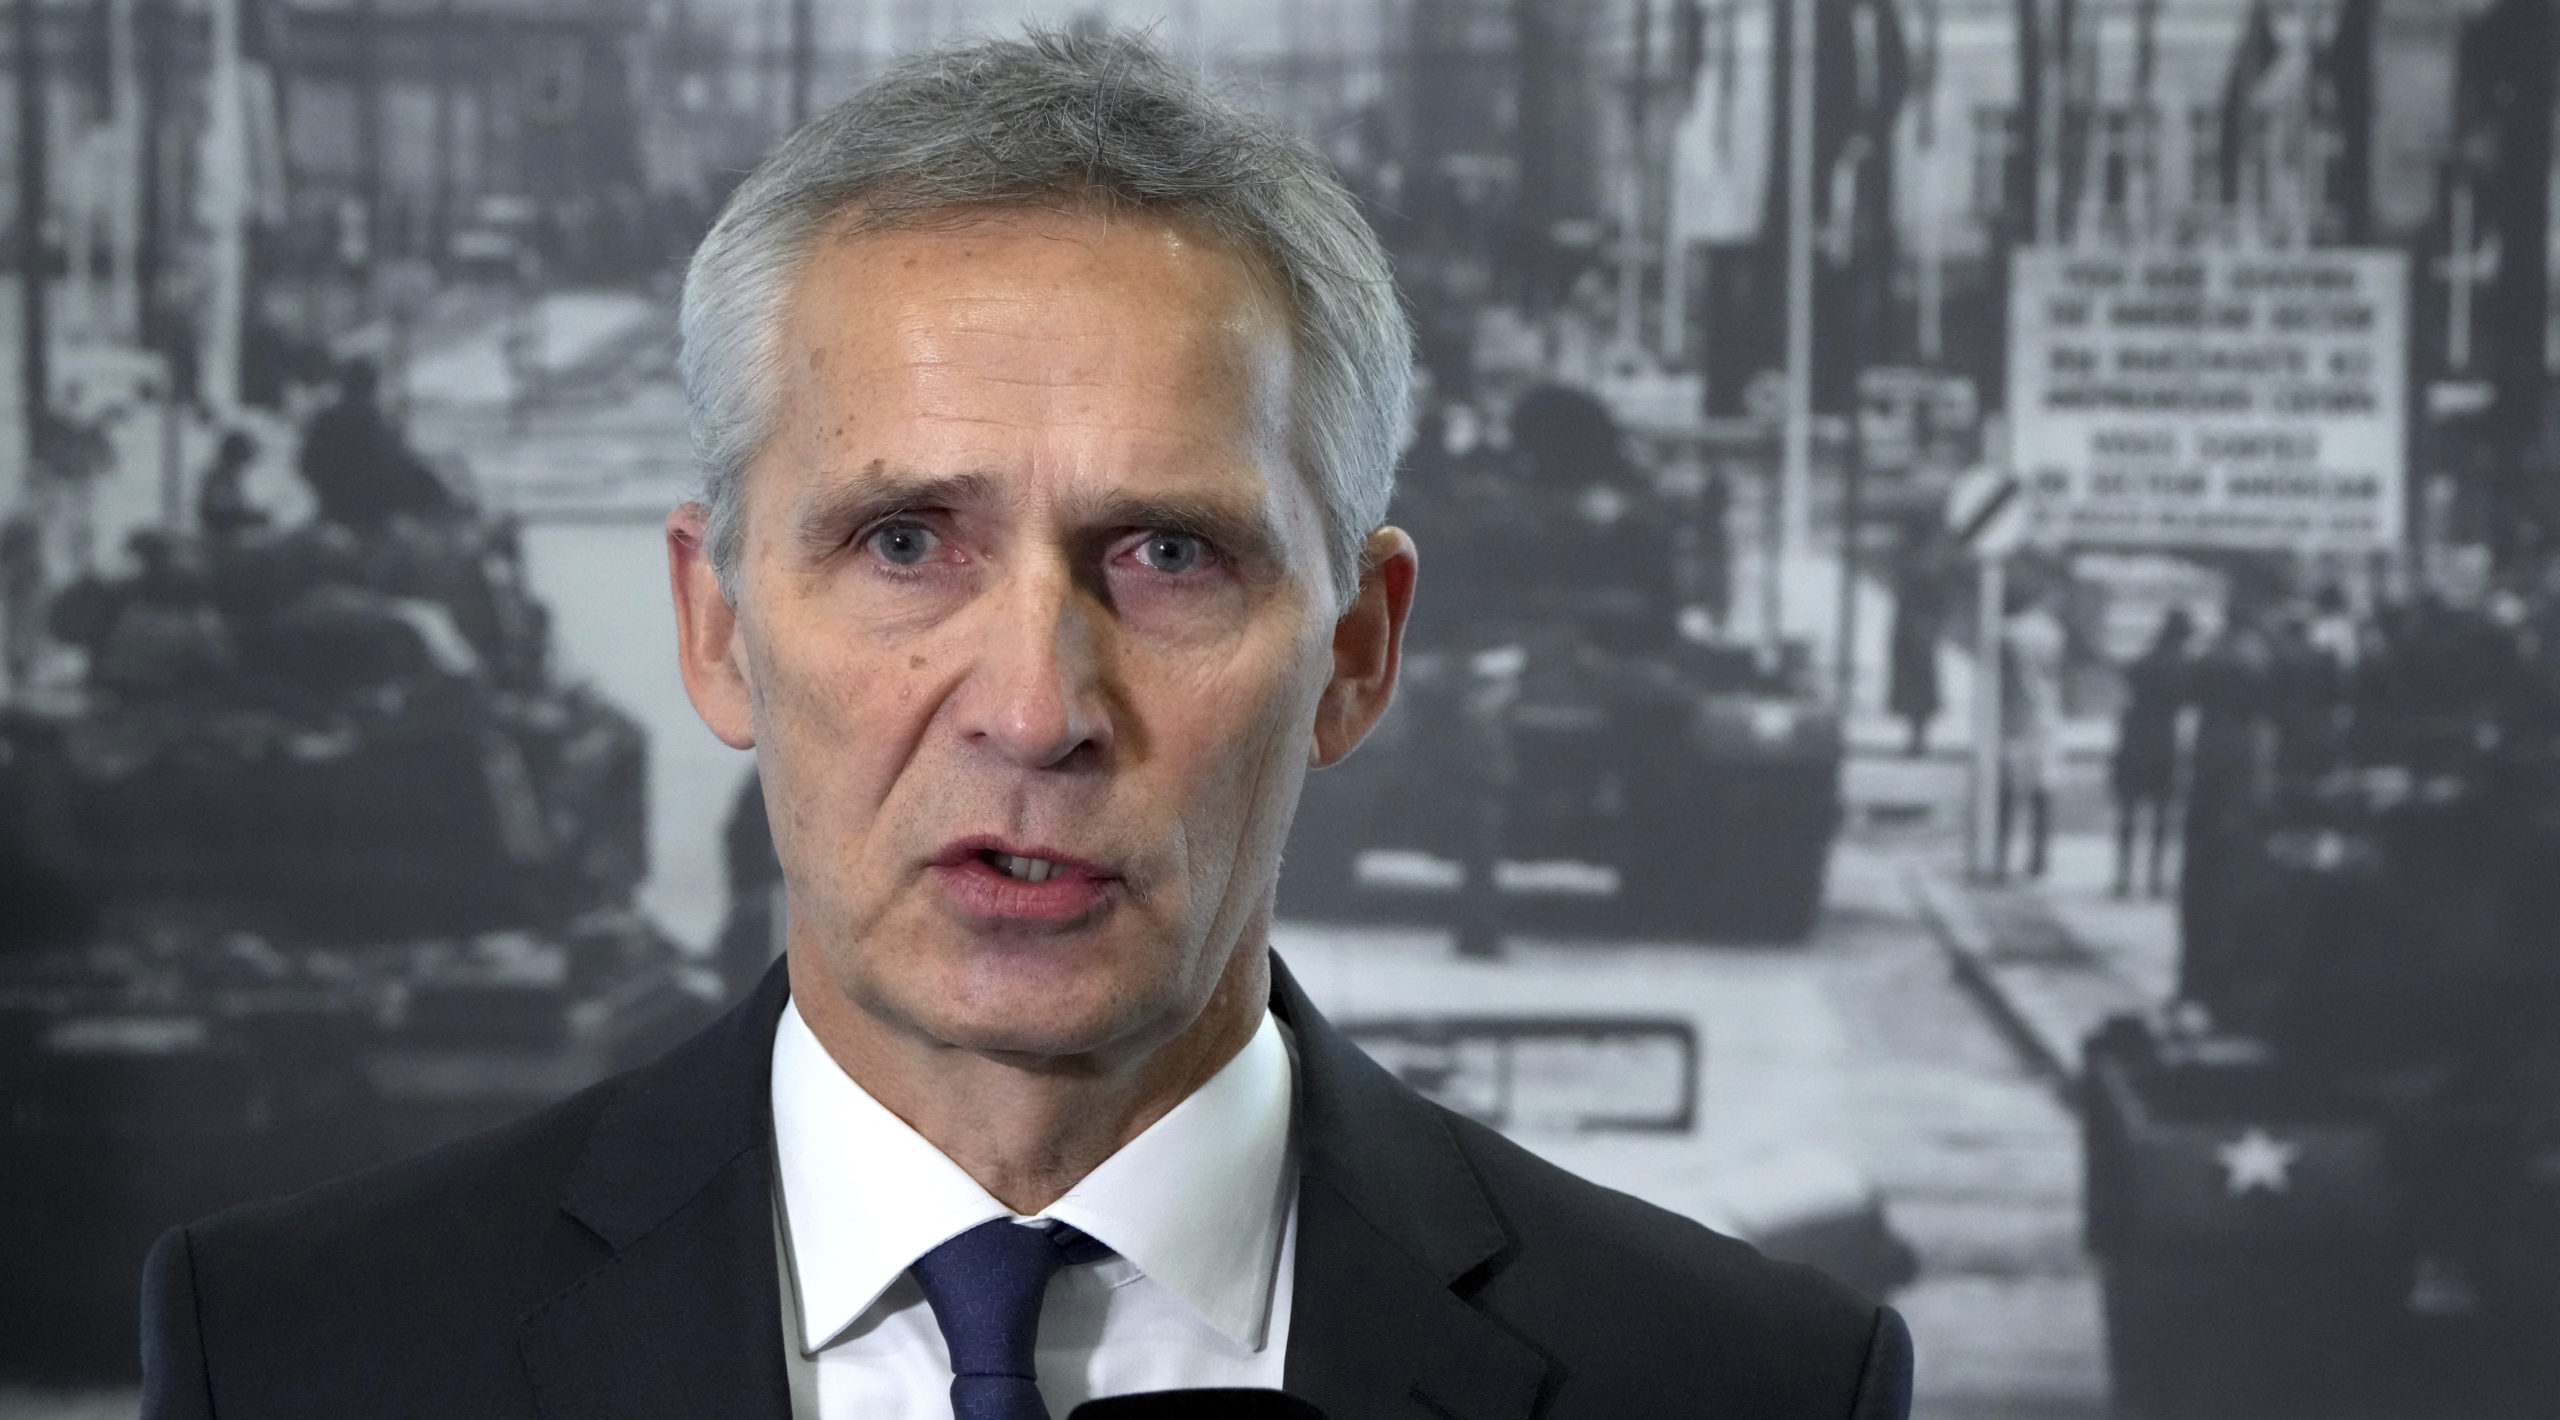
top-left (770, 997), bottom-right (1298, 1419)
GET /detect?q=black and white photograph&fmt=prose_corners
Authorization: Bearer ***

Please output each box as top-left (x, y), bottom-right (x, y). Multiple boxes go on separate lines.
top-left (2, 0), bottom-right (2557, 1415)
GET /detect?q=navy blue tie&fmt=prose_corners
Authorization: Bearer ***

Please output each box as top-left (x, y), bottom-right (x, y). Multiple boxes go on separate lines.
top-left (910, 1218), bottom-right (1110, 1420)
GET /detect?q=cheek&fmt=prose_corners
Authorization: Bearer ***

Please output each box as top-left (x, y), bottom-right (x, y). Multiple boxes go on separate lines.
top-left (744, 612), bottom-right (932, 838)
top-left (1157, 637), bottom-right (1328, 835)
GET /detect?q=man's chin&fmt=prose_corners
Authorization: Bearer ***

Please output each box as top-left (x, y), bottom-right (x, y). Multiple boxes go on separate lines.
top-left (898, 946), bottom-right (1183, 1062)
top-left (923, 995), bottom-right (1169, 1067)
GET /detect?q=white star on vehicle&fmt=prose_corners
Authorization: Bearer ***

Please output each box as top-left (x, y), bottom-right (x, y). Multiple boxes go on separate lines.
top-left (2218, 1128), bottom-right (2300, 1196)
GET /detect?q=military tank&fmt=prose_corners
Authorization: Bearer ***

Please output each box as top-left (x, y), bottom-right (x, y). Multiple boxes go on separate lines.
top-left (1279, 386), bottom-right (1842, 945)
top-left (0, 503), bottom-right (718, 1379)
top-left (2083, 599), bottom-right (2560, 1418)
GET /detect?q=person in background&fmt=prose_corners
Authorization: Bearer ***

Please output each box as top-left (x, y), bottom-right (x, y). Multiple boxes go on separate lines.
top-left (2305, 584), bottom-right (2359, 674)
top-left (2110, 608), bottom-right (2192, 898)
top-left (297, 359), bottom-right (455, 536)
top-left (1887, 527), bottom-right (1947, 757)
top-left (1692, 466), bottom-right (1733, 632)
top-left (196, 431), bottom-right (269, 541)
top-left (1996, 583), bottom-right (2068, 879)
top-left (2178, 605), bottom-right (2275, 1006)
top-left (0, 515), bottom-right (42, 697)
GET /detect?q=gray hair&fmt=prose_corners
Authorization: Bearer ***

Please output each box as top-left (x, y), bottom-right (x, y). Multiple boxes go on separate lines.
top-left (678, 25), bottom-right (1411, 614)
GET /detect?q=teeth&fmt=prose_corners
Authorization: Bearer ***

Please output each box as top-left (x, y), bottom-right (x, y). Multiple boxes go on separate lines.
top-left (989, 852), bottom-right (1059, 883)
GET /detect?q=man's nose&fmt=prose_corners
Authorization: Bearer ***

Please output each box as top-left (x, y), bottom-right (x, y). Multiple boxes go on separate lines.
top-left (958, 560), bottom-right (1114, 769)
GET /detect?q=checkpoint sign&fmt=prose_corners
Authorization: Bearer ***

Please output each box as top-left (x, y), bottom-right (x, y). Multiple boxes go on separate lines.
top-left (2007, 248), bottom-right (2408, 551)
top-left (1946, 464), bottom-right (2028, 560)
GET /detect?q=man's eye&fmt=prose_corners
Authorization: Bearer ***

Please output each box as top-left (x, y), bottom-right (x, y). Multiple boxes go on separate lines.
top-left (1134, 532), bottom-right (1211, 575)
top-left (864, 521), bottom-right (941, 566)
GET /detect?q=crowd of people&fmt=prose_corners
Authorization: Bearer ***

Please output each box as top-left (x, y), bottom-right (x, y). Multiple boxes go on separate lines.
top-left (2072, 559), bottom-right (2560, 1014)
top-left (1885, 540), bottom-right (2560, 922)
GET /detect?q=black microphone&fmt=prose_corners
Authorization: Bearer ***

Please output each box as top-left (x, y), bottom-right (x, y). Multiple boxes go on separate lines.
top-left (1066, 1389), bottom-right (1327, 1419)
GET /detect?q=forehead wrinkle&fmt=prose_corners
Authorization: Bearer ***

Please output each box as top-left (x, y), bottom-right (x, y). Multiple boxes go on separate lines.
top-left (891, 325), bottom-right (1254, 392)
top-left (773, 211), bottom-right (1307, 551)
top-left (884, 354), bottom-right (1281, 463)
top-left (856, 242), bottom-right (1282, 372)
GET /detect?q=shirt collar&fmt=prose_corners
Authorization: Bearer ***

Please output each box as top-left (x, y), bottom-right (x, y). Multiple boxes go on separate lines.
top-left (770, 996), bottom-right (1297, 1356)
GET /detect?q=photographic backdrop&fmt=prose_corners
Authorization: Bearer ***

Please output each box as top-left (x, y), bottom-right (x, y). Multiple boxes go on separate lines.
top-left (5, 0), bottom-right (2559, 1416)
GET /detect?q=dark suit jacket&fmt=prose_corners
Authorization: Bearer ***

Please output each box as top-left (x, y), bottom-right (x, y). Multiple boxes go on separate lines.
top-left (142, 956), bottom-right (1913, 1418)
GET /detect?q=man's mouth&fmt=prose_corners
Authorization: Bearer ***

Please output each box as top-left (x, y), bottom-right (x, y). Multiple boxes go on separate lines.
top-left (983, 849), bottom-right (1061, 883)
top-left (932, 838), bottom-right (1121, 923)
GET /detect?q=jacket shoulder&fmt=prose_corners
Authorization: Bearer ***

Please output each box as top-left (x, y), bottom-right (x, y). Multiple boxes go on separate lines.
top-left (154, 967), bottom-right (793, 1415)
top-left (163, 1078), bottom-right (622, 1414)
top-left (189, 1072), bottom-right (614, 1276)
top-left (1441, 1109), bottom-right (1903, 1417)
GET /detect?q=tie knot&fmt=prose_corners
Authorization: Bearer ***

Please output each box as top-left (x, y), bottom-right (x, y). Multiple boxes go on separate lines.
top-left (910, 1218), bottom-right (1111, 1420)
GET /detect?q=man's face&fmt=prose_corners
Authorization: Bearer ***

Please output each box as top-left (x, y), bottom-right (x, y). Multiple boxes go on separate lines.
top-left (671, 207), bottom-right (1408, 1068)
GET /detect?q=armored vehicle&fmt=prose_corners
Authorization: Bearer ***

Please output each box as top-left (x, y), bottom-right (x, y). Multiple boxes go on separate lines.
top-left (1279, 385), bottom-right (1842, 944)
top-left (0, 505), bottom-right (717, 1379)
top-left (2084, 601), bottom-right (2560, 1418)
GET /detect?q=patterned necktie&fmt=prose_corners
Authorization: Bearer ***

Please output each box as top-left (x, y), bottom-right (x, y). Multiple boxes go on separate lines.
top-left (909, 1218), bottom-right (1111, 1420)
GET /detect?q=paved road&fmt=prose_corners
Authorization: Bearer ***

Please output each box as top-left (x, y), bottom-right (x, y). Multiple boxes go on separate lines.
top-left (1827, 824), bottom-right (2108, 1418)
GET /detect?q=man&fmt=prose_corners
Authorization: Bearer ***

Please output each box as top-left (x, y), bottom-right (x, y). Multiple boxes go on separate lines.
top-left (195, 430), bottom-right (272, 541)
top-left (297, 359), bottom-right (455, 536)
top-left (2109, 608), bottom-right (2190, 899)
top-left (0, 512), bottom-right (41, 694)
top-left (1885, 527), bottom-right (1946, 760)
top-left (1994, 584), bottom-right (2066, 880)
top-left (142, 30), bottom-right (1911, 1420)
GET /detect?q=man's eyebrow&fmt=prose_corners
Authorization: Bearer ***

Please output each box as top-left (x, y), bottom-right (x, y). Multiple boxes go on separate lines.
top-left (791, 467), bottom-right (999, 555)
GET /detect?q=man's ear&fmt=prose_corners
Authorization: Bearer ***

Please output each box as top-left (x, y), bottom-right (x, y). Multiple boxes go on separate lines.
top-left (1311, 526), bottom-right (1417, 768)
top-left (668, 502), bottom-right (757, 750)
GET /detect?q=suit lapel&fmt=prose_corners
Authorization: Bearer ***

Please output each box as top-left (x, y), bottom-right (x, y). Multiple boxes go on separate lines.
top-left (507, 953), bottom-right (1553, 1420)
top-left (517, 961), bottom-right (795, 1420)
top-left (1273, 957), bottom-right (1552, 1420)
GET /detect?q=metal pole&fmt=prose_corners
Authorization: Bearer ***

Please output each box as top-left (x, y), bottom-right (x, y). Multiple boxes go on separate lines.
top-left (2033, 0), bottom-right (2061, 245)
top-left (431, 0), bottom-right (456, 263)
top-left (2132, 0), bottom-right (2159, 237)
top-left (1618, 0), bottom-right (1651, 353)
top-left (1656, 0), bottom-right (1681, 359)
top-left (1916, 0), bottom-right (1942, 362)
top-left (159, 384), bottom-right (183, 528)
top-left (1835, 391), bottom-right (1865, 708)
top-left (1916, 174), bottom-right (1942, 365)
top-left (140, 0), bottom-right (179, 525)
top-left (1778, 0), bottom-right (1816, 585)
top-left (1662, 232), bottom-right (1686, 360)
top-left (789, 0), bottom-right (814, 127)
top-left (1761, 448), bottom-right (1783, 654)
top-left (109, 0), bottom-right (141, 337)
top-left (15, 0), bottom-right (50, 475)
top-left (1970, 554), bottom-right (2006, 878)
top-left (202, 0), bottom-right (247, 416)
top-left (356, 0), bottom-right (382, 289)
top-left (136, 0), bottom-right (165, 344)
